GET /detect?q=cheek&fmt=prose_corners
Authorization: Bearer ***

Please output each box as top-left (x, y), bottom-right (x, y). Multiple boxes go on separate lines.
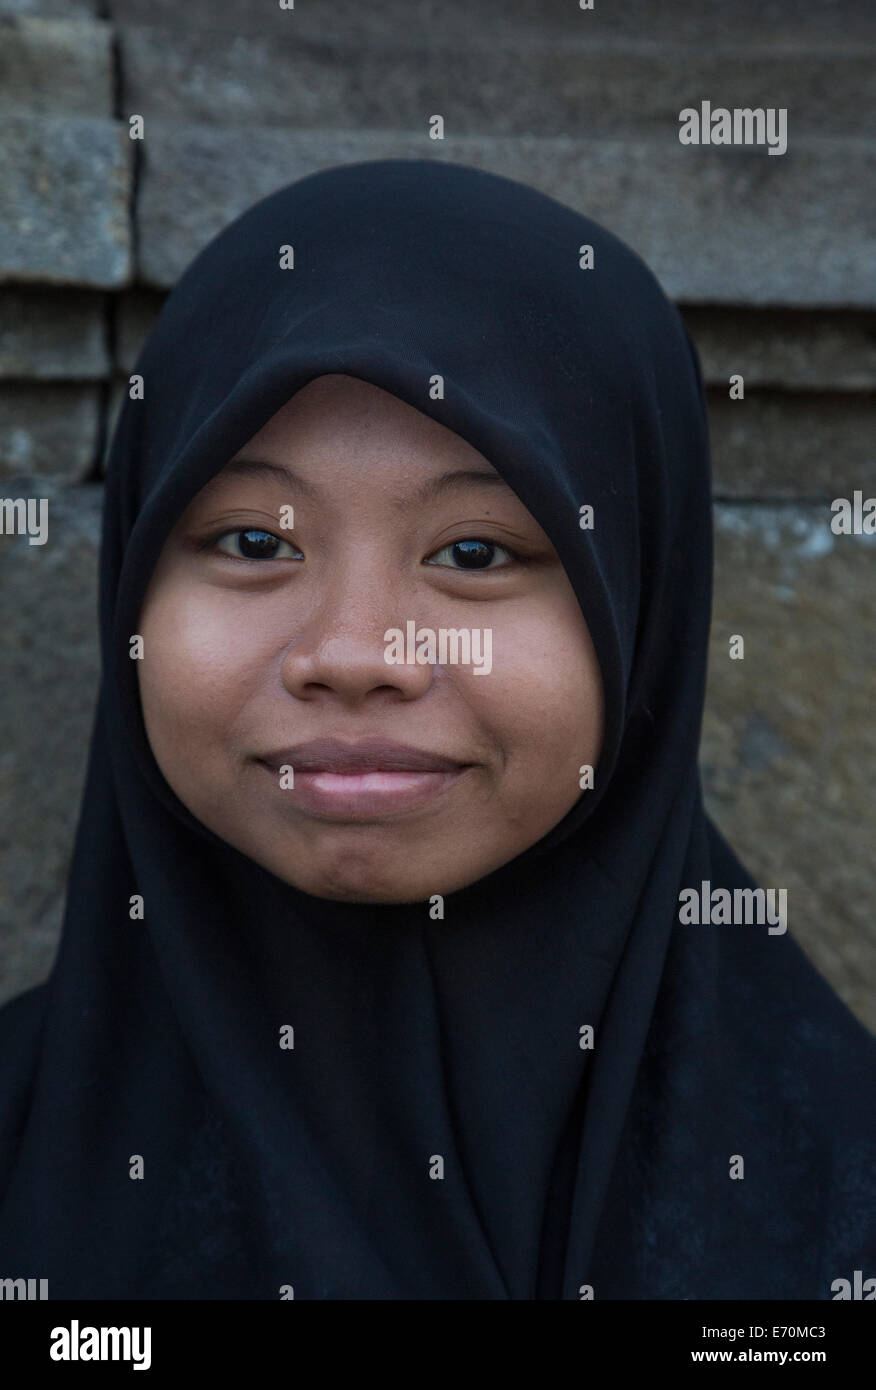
top-left (482, 603), bottom-right (603, 767)
top-left (137, 586), bottom-right (262, 755)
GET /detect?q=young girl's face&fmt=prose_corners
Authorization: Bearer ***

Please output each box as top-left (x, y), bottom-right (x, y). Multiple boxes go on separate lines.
top-left (137, 374), bottom-right (604, 903)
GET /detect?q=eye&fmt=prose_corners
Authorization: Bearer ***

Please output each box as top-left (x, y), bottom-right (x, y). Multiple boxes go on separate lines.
top-left (424, 538), bottom-right (515, 570)
top-left (213, 528), bottom-right (303, 561)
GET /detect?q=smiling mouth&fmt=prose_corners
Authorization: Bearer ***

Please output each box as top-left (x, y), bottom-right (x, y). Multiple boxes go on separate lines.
top-left (255, 761), bottom-right (472, 820)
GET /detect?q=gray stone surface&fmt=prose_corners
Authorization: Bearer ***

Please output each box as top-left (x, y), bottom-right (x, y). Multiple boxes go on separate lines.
top-left (0, 17), bottom-right (113, 117)
top-left (136, 126), bottom-right (876, 306)
top-left (1, 1), bottom-right (95, 16)
top-left (0, 474), bottom-right (102, 1006)
top-left (107, 0), bottom-right (876, 45)
top-left (120, 26), bottom-right (874, 135)
top-left (703, 503), bottom-right (876, 1033)
top-left (0, 114), bottom-right (131, 287)
top-left (0, 288), bottom-right (108, 378)
top-left (0, 383), bottom-right (100, 477)
top-left (682, 308), bottom-right (876, 392)
top-left (708, 393), bottom-right (876, 498)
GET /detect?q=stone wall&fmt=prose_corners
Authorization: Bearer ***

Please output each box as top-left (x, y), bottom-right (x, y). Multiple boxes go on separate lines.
top-left (1, 0), bottom-right (873, 1029)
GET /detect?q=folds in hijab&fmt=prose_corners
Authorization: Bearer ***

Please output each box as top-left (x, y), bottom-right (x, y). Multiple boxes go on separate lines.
top-left (0, 159), bottom-right (873, 1299)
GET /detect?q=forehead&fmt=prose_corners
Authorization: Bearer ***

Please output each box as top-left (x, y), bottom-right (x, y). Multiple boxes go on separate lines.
top-left (197, 372), bottom-right (521, 509)
top-left (235, 373), bottom-right (461, 458)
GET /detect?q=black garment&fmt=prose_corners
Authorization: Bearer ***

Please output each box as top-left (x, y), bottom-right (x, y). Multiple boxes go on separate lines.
top-left (0, 159), bottom-right (873, 1299)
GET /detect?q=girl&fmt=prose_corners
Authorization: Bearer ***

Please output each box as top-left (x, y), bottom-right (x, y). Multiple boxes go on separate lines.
top-left (0, 159), bottom-right (873, 1298)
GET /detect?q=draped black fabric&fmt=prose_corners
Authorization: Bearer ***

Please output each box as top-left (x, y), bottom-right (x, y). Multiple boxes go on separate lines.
top-left (0, 159), bottom-right (873, 1299)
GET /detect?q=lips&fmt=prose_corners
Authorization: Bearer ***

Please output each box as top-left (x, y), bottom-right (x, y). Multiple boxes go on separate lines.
top-left (255, 738), bottom-right (473, 819)
top-left (258, 737), bottom-right (467, 774)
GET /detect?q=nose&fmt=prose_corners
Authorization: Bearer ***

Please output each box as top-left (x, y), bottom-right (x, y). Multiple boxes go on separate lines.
top-left (278, 560), bottom-right (434, 706)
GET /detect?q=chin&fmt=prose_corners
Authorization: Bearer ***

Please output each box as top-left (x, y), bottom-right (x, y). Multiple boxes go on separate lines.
top-left (293, 862), bottom-right (492, 906)
top-left (297, 877), bottom-right (429, 906)
top-left (270, 855), bottom-right (436, 905)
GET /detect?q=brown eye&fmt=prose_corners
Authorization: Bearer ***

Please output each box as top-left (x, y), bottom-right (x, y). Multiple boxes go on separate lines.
top-left (214, 529), bottom-right (302, 561)
top-left (424, 539), bottom-right (514, 570)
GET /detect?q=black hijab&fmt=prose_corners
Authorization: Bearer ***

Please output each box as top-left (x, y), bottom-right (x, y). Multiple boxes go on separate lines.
top-left (1, 159), bottom-right (873, 1299)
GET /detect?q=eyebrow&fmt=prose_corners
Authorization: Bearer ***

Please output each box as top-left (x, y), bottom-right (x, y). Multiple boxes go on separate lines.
top-left (220, 457), bottom-right (512, 509)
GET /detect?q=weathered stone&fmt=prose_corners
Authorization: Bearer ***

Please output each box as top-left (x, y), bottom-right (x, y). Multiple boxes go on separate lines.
top-left (0, 1), bottom-right (95, 17)
top-left (683, 308), bottom-right (876, 391)
top-left (121, 26), bottom-right (874, 136)
top-left (0, 383), bottom-right (100, 478)
top-left (707, 393), bottom-right (876, 498)
top-left (0, 17), bottom-right (113, 117)
top-left (703, 503), bottom-right (876, 1033)
top-left (108, 0), bottom-right (876, 45)
top-left (137, 125), bottom-right (876, 306)
top-left (0, 114), bottom-right (131, 287)
top-left (0, 474), bottom-right (101, 1007)
top-left (0, 288), bottom-right (108, 378)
